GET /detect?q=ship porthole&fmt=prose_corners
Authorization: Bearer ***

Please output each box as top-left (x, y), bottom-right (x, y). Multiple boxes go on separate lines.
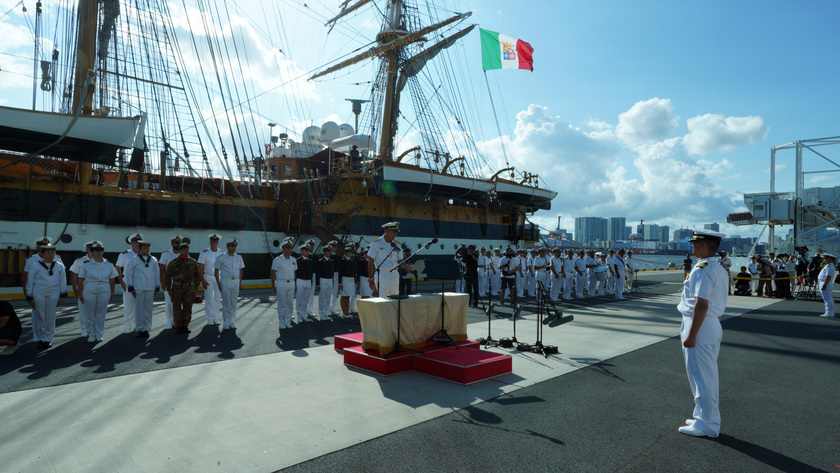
top-left (59, 234), bottom-right (73, 244)
top-left (440, 244), bottom-right (444, 250)
top-left (273, 240), bottom-right (280, 248)
top-left (181, 237), bottom-right (191, 245)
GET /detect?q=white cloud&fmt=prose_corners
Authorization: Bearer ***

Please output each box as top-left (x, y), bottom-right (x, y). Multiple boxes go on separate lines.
top-left (682, 113), bottom-right (768, 155)
top-left (615, 98), bottom-right (678, 145)
top-left (476, 100), bottom-right (764, 232)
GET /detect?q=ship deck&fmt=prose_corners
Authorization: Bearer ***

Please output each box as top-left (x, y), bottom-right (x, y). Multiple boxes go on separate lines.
top-left (1, 271), bottom-right (837, 472)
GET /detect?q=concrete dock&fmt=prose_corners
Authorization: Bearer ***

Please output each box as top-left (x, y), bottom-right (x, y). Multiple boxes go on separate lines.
top-left (1, 272), bottom-right (837, 472)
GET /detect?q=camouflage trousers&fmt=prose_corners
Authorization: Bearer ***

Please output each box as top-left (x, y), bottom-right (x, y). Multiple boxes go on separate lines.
top-left (171, 286), bottom-right (196, 329)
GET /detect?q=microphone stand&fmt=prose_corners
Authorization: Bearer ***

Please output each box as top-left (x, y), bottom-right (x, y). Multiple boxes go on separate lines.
top-left (428, 279), bottom-right (458, 349)
top-left (384, 239), bottom-right (436, 357)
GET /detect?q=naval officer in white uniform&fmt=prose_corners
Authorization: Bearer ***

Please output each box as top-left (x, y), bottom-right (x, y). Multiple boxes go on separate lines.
top-left (677, 229), bottom-right (728, 438)
top-left (367, 222), bottom-right (402, 297)
top-left (818, 253), bottom-right (836, 318)
top-left (198, 233), bottom-right (225, 325)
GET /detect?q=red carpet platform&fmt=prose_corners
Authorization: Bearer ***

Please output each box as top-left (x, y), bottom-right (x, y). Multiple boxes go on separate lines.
top-left (337, 334), bottom-right (511, 385)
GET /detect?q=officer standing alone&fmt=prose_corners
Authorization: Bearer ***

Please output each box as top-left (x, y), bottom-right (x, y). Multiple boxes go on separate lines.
top-left (367, 222), bottom-right (402, 297)
top-left (677, 229), bottom-right (728, 438)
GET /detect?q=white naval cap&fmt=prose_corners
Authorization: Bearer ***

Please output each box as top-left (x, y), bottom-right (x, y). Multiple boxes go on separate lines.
top-left (382, 221), bottom-right (400, 232)
top-left (209, 233), bottom-right (222, 241)
top-left (127, 232), bottom-right (144, 242)
top-left (824, 253), bottom-right (837, 260)
top-left (90, 240), bottom-right (105, 250)
top-left (281, 237), bottom-right (294, 248)
top-left (83, 240), bottom-right (94, 249)
top-left (327, 240), bottom-right (338, 247)
top-left (35, 236), bottom-right (52, 246)
top-left (688, 229), bottom-right (726, 242)
top-left (226, 238), bottom-right (239, 246)
top-left (170, 235), bottom-right (183, 243)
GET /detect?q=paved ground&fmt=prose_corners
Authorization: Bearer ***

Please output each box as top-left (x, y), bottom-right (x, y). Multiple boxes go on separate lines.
top-left (1, 272), bottom-right (837, 472)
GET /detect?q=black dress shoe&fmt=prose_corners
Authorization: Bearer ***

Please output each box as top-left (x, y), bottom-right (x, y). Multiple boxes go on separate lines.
top-left (35, 341), bottom-right (47, 349)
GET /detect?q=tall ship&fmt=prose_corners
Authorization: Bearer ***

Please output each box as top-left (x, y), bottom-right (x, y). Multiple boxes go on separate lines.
top-left (0, 0), bottom-right (556, 297)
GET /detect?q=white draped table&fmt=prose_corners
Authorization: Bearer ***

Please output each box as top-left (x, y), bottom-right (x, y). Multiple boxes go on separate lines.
top-left (356, 293), bottom-right (469, 354)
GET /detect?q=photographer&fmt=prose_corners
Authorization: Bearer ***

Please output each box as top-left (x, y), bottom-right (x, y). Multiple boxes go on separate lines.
top-left (457, 245), bottom-right (480, 307)
top-left (499, 248), bottom-right (518, 305)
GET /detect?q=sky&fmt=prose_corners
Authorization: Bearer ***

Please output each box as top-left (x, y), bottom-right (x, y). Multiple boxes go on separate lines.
top-left (1, 0), bottom-right (839, 242)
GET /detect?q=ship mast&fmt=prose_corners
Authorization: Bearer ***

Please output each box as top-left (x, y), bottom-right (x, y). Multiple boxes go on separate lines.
top-left (309, 1), bottom-right (471, 161)
top-left (377, 0), bottom-right (404, 161)
top-left (72, 0), bottom-right (99, 191)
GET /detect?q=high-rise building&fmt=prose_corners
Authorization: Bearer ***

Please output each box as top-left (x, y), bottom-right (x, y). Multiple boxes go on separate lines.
top-left (575, 217), bottom-right (607, 246)
top-left (673, 228), bottom-right (693, 241)
top-left (704, 223), bottom-right (720, 232)
top-left (607, 217), bottom-right (626, 242)
top-left (658, 225), bottom-right (670, 243)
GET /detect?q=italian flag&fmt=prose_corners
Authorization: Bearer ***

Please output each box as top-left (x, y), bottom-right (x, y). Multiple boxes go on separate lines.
top-left (480, 28), bottom-right (534, 71)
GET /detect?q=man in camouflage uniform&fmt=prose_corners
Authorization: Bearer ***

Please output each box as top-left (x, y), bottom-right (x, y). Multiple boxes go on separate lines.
top-left (163, 243), bottom-right (201, 334)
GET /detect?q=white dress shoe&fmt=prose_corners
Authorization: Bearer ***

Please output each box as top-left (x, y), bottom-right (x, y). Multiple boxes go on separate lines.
top-left (678, 424), bottom-right (717, 438)
top-left (684, 419), bottom-right (695, 426)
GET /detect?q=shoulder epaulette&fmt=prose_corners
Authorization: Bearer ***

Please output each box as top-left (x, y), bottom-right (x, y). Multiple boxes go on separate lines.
top-left (372, 236), bottom-right (381, 242)
top-left (393, 239), bottom-right (401, 244)
top-left (202, 249), bottom-right (209, 253)
top-left (697, 262), bottom-right (708, 268)
top-left (122, 250), bottom-right (129, 254)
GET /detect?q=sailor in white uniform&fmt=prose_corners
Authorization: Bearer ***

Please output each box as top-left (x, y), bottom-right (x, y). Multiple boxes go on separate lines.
top-left (116, 233), bottom-right (143, 333)
top-left (490, 248), bottom-right (502, 296)
top-left (159, 235), bottom-right (182, 329)
top-left (197, 233), bottom-right (225, 325)
top-left (22, 237), bottom-right (64, 343)
top-left (574, 250), bottom-right (587, 298)
top-left (69, 241), bottom-right (94, 337)
top-left (305, 239), bottom-right (317, 316)
top-left (562, 249), bottom-right (575, 300)
top-left (549, 248), bottom-right (563, 301)
top-left (271, 237), bottom-right (297, 330)
top-left (516, 249), bottom-right (527, 298)
top-left (214, 238), bottom-right (245, 329)
top-left (677, 229), bottom-right (728, 438)
top-left (477, 247), bottom-right (489, 297)
top-left (77, 241), bottom-right (117, 342)
top-left (818, 253), bottom-right (836, 318)
top-left (125, 241), bottom-right (160, 338)
top-left (367, 222), bottom-right (402, 297)
top-left (25, 243), bottom-right (67, 349)
top-left (533, 248), bottom-right (548, 301)
top-left (612, 249), bottom-right (627, 300)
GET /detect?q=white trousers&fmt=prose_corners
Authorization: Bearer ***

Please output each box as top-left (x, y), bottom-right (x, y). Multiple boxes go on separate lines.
top-left (32, 291), bottom-right (59, 342)
top-left (588, 271), bottom-right (597, 296)
top-left (478, 268), bottom-right (488, 296)
top-left (318, 279), bottom-right (333, 319)
top-left (549, 275), bottom-right (562, 300)
top-left (515, 274), bottom-right (524, 297)
top-left (219, 279), bottom-right (239, 328)
top-left (492, 272), bottom-right (501, 295)
top-left (275, 280), bottom-right (295, 326)
top-left (331, 273), bottom-right (340, 312)
top-left (83, 283), bottom-right (110, 340)
top-left (30, 304), bottom-right (42, 342)
top-left (375, 272), bottom-right (399, 298)
top-left (527, 273), bottom-right (535, 295)
top-left (359, 276), bottom-right (373, 298)
top-left (614, 270), bottom-right (626, 298)
top-left (534, 271), bottom-right (547, 301)
top-left (77, 297), bottom-right (87, 336)
top-left (563, 274), bottom-right (573, 299)
top-left (575, 272), bottom-right (585, 298)
top-left (203, 276), bottom-right (221, 323)
top-left (133, 290), bottom-right (155, 332)
top-left (307, 275), bottom-right (316, 314)
top-left (680, 314), bottom-right (722, 436)
top-left (163, 290), bottom-right (174, 328)
top-left (821, 284), bottom-right (835, 317)
top-left (295, 279), bottom-right (311, 322)
top-left (122, 289), bottom-right (136, 331)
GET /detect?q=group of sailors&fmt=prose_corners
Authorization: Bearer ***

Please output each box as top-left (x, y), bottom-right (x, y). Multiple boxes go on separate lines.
top-left (7, 222), bottom-right (409, 353)
top-left (456, 245), bottom-right (637, 307)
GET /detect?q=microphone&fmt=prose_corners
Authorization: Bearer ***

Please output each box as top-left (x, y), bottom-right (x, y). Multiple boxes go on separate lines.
top-left (391, 242), bottom-right (399, 251)
top-left (423, 238), bottom-right (438, 249)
